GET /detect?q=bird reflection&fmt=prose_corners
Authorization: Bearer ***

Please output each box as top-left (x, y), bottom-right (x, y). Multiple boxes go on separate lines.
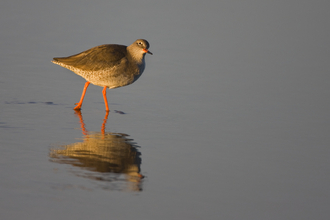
top-left (50, 110), bottom-right (143, 191)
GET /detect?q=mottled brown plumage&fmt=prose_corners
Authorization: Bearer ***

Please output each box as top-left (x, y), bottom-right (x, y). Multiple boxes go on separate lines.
top-left (52, 39), bottom-right (152, 111)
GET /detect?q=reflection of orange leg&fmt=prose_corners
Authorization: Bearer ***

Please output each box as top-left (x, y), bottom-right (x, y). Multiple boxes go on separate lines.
top-left (74, 81), bottom-right (90, 110)
top-left (101, 111), bottom-right (109, 135)
top-left (74, 109), bottom-right (88, 135)
top-left (102, 86), bottom-right (109, 112)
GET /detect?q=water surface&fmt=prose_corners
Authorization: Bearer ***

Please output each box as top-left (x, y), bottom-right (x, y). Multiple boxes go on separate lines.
top-left (1, 1), bottom-right (330, 219)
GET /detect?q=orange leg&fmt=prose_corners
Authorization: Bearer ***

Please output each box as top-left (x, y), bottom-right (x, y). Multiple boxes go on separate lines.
top-left (102, 86), bottom-right (110, 112)
top-left (74, 81), bottom-right (90, 110)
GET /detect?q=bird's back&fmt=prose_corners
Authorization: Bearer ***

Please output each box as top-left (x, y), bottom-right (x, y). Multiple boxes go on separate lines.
top-left (52, 44), bottom-right (127, 72)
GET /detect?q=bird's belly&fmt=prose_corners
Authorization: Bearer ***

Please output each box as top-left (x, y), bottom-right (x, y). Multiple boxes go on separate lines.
top-left (77, 68), bottom-right (142, 89)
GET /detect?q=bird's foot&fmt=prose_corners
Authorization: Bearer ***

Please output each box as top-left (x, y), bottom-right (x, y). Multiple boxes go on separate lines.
top-left (73, 104), bottom-right (82, 110)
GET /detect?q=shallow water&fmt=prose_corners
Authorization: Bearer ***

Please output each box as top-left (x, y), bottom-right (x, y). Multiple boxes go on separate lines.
top-left (1, 1), bottom-right (330, 219)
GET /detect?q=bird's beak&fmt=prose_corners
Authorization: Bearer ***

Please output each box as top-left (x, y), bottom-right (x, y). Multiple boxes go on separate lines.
top-left (143, 49), bottom-right (153, 55)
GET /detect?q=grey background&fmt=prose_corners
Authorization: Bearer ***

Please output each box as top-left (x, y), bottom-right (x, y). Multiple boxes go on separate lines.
top-left (1, 0), bottom-right (329, 219)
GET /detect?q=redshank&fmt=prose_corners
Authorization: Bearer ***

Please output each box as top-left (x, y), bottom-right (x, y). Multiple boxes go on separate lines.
top-left (52, 39), bottom-right (152, 111)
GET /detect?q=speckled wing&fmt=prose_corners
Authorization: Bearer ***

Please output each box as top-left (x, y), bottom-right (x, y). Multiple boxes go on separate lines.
top-left (52, 44), bottom-right (127, 71)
